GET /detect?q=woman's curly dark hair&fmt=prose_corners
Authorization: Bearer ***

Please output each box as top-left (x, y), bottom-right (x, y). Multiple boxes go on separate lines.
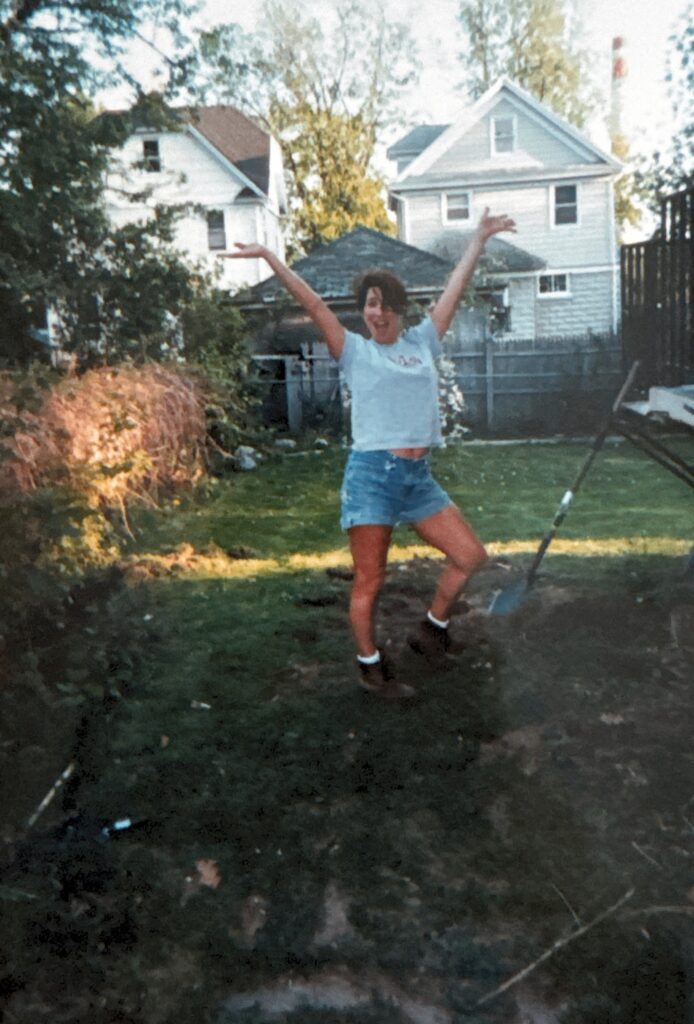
top-left (353, 270), bottom-right (408, 314)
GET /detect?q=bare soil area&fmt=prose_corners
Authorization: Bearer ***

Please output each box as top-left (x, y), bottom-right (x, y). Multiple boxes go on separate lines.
top-left (2, 553), bottom-right (693, 1023)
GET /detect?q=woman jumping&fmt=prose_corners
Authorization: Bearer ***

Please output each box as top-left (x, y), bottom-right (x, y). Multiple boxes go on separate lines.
top-left (223, 208), bottom-right (516, 697)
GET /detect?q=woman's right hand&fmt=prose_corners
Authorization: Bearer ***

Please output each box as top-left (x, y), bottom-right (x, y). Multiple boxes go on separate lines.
top-left (217, 242), bottom-right (269, 260)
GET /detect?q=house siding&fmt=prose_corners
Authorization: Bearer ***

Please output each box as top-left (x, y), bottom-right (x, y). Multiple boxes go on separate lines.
top-left (507, 278), bottom-right (536, 337)
top-left (434, 99), bottom-right (597, 177)
top-left (109, 130), bottom-right (245, 207)
top-left (534, 270), bottom-right (614, 336)
top-left (404, 178), bottom-right (616, 269)
top-left (106, 129), bottom-right (280, 288)
top-left (479, 179), bottom-right (615, 267)
top-left (406, 193), bottom-right (445, 247)
top-left (389, 81), bottom-right (621, 343)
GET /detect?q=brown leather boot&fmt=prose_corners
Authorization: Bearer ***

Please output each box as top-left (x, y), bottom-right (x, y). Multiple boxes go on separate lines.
top-left (357, 652), bottom-right (415, 699)
top-left (407, 619), bottom-right (454, 668)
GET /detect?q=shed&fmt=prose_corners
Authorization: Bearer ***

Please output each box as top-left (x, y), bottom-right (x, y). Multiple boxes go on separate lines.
top-left (233, 226), bottom-right (455, 431)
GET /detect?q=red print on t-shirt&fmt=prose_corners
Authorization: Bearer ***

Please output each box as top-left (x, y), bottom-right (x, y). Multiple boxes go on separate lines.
top-left (390, 354), bottom-right (423, 367)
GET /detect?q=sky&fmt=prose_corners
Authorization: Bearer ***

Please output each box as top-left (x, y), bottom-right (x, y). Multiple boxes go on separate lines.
top-left (108, 0), bottom-right (690, 160)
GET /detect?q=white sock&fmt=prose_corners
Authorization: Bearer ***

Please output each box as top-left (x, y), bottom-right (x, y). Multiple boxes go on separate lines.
top-left (427, 610), bottom-right (450, 630)
top-left (357, 650), bottom-right (381, 665)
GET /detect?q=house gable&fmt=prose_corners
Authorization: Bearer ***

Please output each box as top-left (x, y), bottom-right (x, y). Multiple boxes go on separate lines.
top-left (104, 103), bottom-right (287, 289)
top-left (186, 107), bottom-right (287, 214)
top-left (396, 78), bottom-right (621, 187)
top-left (107, 104), bottom-right (282, 208)
top-left (185, 124), bottom-right (268, 203)
top-left (110, 127), bottom-right (262, 210)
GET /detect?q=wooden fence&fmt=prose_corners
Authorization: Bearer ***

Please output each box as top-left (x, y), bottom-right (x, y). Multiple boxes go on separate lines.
top-left (621, 186), bottom-right (694, 387)
top-left (445, 332), bottom-right (623, 435)
top-left (253, 333), bottom-right (624, 438)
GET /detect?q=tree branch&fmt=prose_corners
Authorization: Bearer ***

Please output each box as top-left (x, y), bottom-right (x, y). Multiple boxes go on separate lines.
top-left (476, 888), bottom-right (635, 1008)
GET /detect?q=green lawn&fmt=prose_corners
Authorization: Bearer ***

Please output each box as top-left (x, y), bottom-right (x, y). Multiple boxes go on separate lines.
top-left (132, 436), bottom-right (693, 563)
top-left (4, 436), bottom-right (693, 1024)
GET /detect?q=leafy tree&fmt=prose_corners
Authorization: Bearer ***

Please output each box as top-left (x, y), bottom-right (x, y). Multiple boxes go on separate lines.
top-left (635, 2), bottom-right (693, 211)
top-left (665, 2), bottom-right (694, 192)
top-left (611, 134), bottom-right (643, 242)
top-left (57, 205), bottom-right (200, 365)
top-left (457, 0), bottom-right (597, 128)
top-left (0, 0), bottom-right (196, 364)
top-left (274, 104), bottom-right (395, 251)
top-left (196, 0), bottom-right (418, 256)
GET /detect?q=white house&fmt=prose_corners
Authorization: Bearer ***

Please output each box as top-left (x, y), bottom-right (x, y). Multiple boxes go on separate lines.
top-left (387, 78), bottom-right (624, 340)
top-left (106, 105), bottom-right (287, 290)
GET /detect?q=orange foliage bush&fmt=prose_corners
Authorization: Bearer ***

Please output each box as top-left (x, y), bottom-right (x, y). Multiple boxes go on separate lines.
top-left (0, 364), bottom-right (208, 510)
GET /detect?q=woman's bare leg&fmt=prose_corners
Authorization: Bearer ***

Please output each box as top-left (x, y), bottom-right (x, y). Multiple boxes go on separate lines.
top-left (413, 504), bottom-right (487, 619)
top-left (348, 524), bottom-right (392, 656)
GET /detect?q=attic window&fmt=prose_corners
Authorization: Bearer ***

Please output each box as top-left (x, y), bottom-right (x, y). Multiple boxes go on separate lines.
top-left (206, 210), bottom-right (227, 250)
top-left (443, 191), bottom-right (471, 223)
top-left (538, 273), bottom-right (570, 296)
top-left (553, 184), bottom-right (578, 225)
top-left (492, 116), bottom-right (516, 154)
top-left (143, 139), bottom-right (161, 173)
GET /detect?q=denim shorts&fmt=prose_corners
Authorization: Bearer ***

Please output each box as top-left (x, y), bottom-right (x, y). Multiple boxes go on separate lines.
top-left (340, 449), bottom-right (452, 530)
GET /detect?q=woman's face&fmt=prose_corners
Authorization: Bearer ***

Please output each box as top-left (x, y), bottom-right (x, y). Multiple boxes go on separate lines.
top-left (362, 286), bottom-right (402, 346)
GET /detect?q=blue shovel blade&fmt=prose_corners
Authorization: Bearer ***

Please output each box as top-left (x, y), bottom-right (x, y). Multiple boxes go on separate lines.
top-left (489, 578), bottom-right (530, 615)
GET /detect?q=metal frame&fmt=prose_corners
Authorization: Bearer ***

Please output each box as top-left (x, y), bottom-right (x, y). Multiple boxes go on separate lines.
top-left (612, 407), bottom-right (694, 491)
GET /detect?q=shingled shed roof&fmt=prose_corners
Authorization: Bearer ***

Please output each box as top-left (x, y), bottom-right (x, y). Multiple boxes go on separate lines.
top-left (386, 124), bottom-right (448, 161)
top-left (431, 230), bottom-right (546, 273)
top-left (184, 106), bottom-right (271, 196)
top-left (240, 226), bottom-right (454, 307)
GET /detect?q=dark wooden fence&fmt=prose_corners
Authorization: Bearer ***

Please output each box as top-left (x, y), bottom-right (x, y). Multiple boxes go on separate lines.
top-left (621, 186), bottom-right (694, 387)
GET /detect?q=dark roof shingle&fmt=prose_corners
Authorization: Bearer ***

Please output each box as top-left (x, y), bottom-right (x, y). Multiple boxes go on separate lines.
top-left (431, 230), bottom-right (546, 273)
top-left (387, 125), bottom-right (448, 160)
top-left (242, 227), bottom-right (455, 305)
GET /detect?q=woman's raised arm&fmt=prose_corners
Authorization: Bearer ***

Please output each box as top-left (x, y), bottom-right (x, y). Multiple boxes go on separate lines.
top-left (430, 209), bottom-right (516, 339)
top-left (219, 243), bottom-right (345, 360)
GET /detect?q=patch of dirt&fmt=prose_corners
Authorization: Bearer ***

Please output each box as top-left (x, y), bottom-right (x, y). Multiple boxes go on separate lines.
top-left (3, 552), bottom-right (693, 1023)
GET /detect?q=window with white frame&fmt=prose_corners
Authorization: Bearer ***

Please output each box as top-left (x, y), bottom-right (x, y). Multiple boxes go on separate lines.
top-left (492, 115), bottom-right (516, 154)
top-left (443, 190), bottom-right (471, 223)
top-left (142, 139), bottom-right (161, 173)
top-left (206, 210), bottom-right (227, 250)
top-left (538, 273), bottom-right (570, 296)
top-left (553, 183), bottom-right (578, 225)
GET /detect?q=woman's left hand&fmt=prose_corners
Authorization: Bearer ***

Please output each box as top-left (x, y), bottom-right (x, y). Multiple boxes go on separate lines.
top-left (476, 208), bottom-right (517, 241)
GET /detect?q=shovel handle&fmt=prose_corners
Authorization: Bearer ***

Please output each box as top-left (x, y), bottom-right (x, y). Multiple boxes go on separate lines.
top-left (526, 362), bottom-right (640, 588)
top-left (611, 361), bottom-right (641, 414)
top-left (569, 361), bottom-right (640, 497)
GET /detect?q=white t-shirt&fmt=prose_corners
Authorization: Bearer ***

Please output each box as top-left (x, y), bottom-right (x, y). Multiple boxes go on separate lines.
top-left (337, 317), bottom-right (443, 450)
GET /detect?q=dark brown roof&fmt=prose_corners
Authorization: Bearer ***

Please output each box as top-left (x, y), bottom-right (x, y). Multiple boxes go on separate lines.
top-left (184, 106), bottom-right (271, 196)
top-left (239, 226), bottom-right (455, 306)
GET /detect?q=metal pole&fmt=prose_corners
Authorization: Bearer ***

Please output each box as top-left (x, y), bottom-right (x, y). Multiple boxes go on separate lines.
top-left (485, 327), bottom-right (495, 433)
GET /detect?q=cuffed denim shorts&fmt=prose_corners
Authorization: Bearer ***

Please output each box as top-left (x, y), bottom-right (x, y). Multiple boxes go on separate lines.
top-left (340, 449), bottom-right (452, 530)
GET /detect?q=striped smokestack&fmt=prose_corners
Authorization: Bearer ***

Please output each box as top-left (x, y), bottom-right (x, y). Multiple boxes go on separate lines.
top-left (610, 35), bottom-right (629, 159)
